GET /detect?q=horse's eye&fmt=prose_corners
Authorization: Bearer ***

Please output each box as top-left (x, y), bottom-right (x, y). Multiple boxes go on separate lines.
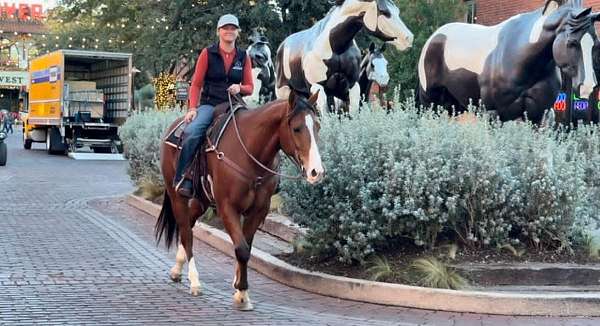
top-left (293, 127), bottom-right (302, 133)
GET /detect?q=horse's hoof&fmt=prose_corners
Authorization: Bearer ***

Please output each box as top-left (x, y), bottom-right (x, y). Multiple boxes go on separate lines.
top-left (190, 285), bottom-right (202, 296)
top-left (233, 290), bottom-right (254, 311)
top-left (169, 270), bottom-right (182, 283)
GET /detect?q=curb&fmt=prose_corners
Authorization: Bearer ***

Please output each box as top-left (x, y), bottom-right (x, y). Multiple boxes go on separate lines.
top-left (126, 194), bottom-right (600, 316)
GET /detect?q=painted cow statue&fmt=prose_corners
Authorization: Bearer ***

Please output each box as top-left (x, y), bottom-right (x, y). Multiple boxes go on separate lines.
top-left (418, 0), bottom-right (600, 124)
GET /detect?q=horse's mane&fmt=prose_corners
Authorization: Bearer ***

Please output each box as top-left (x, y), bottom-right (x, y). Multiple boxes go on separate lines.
top-left (289, 94), bottom-right (318, 118)
top-left (562, 0), bottom-right (594, 36)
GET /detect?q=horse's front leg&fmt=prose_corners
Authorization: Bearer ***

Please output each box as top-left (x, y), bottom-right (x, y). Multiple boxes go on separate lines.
top-left (218, 202), bottom-right (254, 311)
top-left (348, 83), bottom-right (361, 113)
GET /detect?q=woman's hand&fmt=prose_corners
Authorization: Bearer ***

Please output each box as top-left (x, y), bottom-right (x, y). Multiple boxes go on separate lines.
top-left (184, 110), bottom-right (197, 123)
top-left (228, 84), bottom-right (241, 95)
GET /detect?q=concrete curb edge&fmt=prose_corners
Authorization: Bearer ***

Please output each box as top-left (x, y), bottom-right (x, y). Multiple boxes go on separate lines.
top-left (125, 194), bottom-right (600, 317)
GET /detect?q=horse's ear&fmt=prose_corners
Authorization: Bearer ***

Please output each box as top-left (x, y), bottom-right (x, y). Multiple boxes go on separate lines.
top-left (573, 7), bottom-right (592, 19)
top-left (308, 92), bottom-right (319, 106)
top-left (542, 0), bottom-right (563, 16)
top-left (369, 42), bottom-right (376, 53)
top-left (380, 43), bottom-right (387, 53)
top-left (288, 90), bottom-right (296, 109)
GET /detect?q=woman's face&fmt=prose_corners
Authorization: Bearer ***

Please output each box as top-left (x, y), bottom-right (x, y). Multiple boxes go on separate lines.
top-left (218, 25), bottom-right (239, 43)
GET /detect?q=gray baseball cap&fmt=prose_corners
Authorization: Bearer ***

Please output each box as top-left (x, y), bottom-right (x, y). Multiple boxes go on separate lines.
top-left (217, 14), bottom-right (240, 29)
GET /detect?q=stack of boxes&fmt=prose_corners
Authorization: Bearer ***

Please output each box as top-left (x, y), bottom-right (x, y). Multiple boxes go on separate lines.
top-left (64, 81), bottom-right (105, 120)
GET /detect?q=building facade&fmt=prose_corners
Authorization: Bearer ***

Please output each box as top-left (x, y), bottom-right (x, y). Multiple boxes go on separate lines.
top-left (469, 0), bottom-right (600, 25)
top-left (0, 1), bottom-right (48, 113)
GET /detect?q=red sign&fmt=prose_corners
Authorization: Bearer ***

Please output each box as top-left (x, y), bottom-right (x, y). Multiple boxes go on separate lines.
top-left (0, 3), bottom-right (44, 20)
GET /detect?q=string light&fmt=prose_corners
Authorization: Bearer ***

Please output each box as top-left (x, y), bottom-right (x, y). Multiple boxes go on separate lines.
top-left (153, 72), bottom-right (176, 110)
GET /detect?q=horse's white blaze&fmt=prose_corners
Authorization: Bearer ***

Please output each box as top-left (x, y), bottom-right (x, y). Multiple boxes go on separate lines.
top-left (283, 45), bottom-right (292, 79)
top-left (188, 257), bottom-right (201, 289)
top-left (440, 18), bottom-right (519, 75)
top-left (370, 57), bottom-right (389, 87)
top-left (378, 4), bottom-right (413, 50)
top-left (304, 115), bottom-right (324, 184)
top-left (580, 33), bottom-right (596, 99)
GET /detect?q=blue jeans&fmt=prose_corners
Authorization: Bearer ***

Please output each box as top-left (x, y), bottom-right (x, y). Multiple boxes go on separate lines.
top-left (174, 105), bottom-right (215, 185)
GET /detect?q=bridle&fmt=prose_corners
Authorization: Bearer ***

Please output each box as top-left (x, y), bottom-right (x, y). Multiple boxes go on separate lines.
top-left (206, 92), bottom-right (315, 188)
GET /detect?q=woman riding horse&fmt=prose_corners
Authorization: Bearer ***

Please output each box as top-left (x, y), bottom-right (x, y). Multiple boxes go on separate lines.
top-left (175, 14), bottom-right (254, 197)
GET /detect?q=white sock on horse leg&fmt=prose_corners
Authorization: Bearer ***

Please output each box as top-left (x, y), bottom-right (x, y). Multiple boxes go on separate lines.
top-left (188, 257), bottom-right (201, 295)
top-left (170, 244), bottom-right (186, 280)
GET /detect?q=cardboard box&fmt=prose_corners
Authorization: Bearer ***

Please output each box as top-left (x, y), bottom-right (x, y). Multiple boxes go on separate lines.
top-left (65, 81), bottom-right (97, 92)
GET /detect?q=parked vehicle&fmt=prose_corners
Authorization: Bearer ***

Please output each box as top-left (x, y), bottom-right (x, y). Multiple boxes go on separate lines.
top-left (0, 131), bottom-right (7, 166)
top-left (23, 50), bottom-right (133, 154)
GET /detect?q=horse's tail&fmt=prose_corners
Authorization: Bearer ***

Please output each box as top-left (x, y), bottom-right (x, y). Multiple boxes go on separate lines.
top-left (155, 192), bottom-right (179, 250)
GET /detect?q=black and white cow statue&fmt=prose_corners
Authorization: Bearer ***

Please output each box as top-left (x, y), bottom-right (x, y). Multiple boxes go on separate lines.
top-left (418, 0), bottom-right (600, 124)
top-left (247, 28), bottom-right (276, 104)
top-left (276, 0), bottom-right (413, 114)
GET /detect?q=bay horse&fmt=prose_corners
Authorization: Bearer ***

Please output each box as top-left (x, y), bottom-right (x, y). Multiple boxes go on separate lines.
top-left (275, 0), bottom-right (413, 114)
top-left (418, 0), bottom-right (600, 124)
top-left (359, 42), bottom-right (391, 110)
top-left (155, 91), bottom-right (324, 310)
top-left (247, 28), bottom-right (276, 104)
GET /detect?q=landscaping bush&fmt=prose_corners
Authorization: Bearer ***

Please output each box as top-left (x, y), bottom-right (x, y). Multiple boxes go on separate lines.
top-left (281, 97), bottom-right (600, 264)
top-left (119, 109), bottom-right (182, 194)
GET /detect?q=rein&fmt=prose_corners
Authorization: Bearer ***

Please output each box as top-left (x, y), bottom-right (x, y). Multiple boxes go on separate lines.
top-left (205, 93), bottom-right (304, 187)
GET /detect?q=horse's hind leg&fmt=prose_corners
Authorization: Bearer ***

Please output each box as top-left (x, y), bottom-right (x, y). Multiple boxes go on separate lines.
top-left (169, 242), bottom-right (186, 282)
top-left (173, 199), bottom-right (202, 296)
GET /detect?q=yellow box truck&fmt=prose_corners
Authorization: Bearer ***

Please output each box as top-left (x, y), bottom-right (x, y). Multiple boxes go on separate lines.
top-left (23, 50), bottom-right (133, 154)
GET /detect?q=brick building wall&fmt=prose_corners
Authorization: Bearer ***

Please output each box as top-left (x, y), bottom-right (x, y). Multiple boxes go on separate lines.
top-left (473, 0), bottom-right (600, 25)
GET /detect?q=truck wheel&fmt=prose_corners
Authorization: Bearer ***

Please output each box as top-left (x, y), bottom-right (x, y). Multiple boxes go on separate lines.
top-left (23, 130), bottom-right (32, 150)
top-left (46, 127), bottom-right (67, 155)
top-left (0, 142), bottom-right (7, 166)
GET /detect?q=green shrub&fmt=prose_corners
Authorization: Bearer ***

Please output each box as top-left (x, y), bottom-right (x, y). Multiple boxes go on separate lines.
top-left (281, 97), bottom-right (600, 264)
top-left (119, 109), bottom-right (182, 192)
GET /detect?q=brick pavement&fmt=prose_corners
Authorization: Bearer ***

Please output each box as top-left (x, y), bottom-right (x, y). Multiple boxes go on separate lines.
top-left (1, 131), bottom-right (599, 325)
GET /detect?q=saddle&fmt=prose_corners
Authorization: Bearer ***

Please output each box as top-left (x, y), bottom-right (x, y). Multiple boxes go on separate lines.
top-left (165, 98), bottom-right (248, 205)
